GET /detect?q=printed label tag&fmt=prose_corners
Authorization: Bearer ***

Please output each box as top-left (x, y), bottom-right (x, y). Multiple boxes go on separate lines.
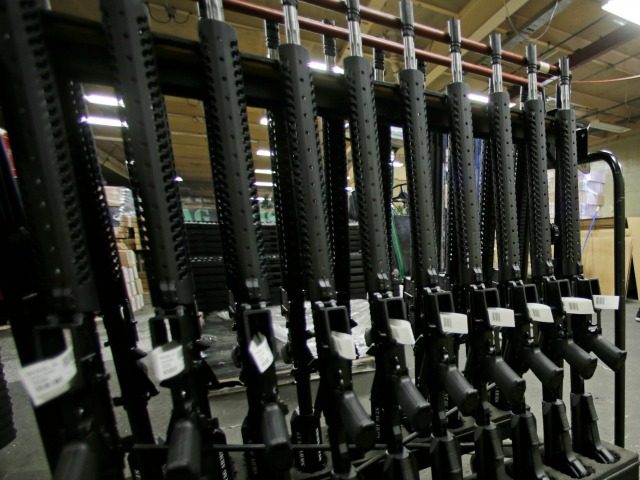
top-left (248, 332), bottom-right (274, 374)
top-left (150, 342), bottom-right (185, 382)
top-left (439, 312), bottom-right (468, 334)
top-left (592, 295), bottom-right (619, 311)
top-left (562, 297), bottom-right (595, 315)
top-left (527, 303), bottom-right (554, 323)
top-left (330, 331), bottom-right (357, 360)
top-left (388, 319), bottom-right (415, 345)
top-left (487, 308), bottom-right (516, 328)
top-left (19, 346), bottom-right (77, 407)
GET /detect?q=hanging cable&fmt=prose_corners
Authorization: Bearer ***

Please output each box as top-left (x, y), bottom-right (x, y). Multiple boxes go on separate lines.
top-left (503, 0), bottom-right (559, 43)
top-left (573, 73), bottom-right (640, 84)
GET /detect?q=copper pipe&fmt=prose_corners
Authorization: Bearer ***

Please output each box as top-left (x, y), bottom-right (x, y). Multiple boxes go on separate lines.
top-left (223, 0), bottom-right (538, 88)
top-left (309, 0), bottom-right (560, 76)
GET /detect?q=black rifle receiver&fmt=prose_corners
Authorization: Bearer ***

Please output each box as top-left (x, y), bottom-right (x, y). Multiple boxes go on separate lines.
top-left (553, 57), bottom-right (625, 463)
top-left (398, 2), bottom-right (478, 478)
top-left (279, 0), bottom-right (376, 476)
top-left (523, 45), bottom-right (590, 478)
top-left (446, 18), bottom-right (526, 480)
top-left (99, 1), bottom-right (233, 478)
top-left (197, 2), bottom-right (292, 477)
top-left (343, 1), bottom-right (430, 478)
top-left (0, 2), bottom-right (125, 478)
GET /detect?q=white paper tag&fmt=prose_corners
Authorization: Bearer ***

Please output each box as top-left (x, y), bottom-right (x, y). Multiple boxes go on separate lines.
top-left (388, 319), bottom-right (415, 345)
top-left (19, 346), bottom-right (77, 407)
top-left (248, 332), bottom-right (274, 374)
top-left (487, 308), bottom-right (516, 328)
top-left (592, 295), bottom-right (619, 311)
top-left (330, 331), bottom-right (357, 360)
top-left (150, 343), bottom-right (185, 382)
top-left (439, 312), bottom-right (468, 334)
top-left (562, 297), bottom-right (595, 315)
top-left (527, 303), bottom-right (554, 323)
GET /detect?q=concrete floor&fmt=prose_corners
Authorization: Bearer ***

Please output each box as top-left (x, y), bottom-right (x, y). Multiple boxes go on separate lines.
top-left (0, 301), bottom-right (638, 479)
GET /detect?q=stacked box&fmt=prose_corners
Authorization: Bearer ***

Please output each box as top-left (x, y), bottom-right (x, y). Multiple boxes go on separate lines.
top-left (118, 245), bottom-right (145, 312)
top-left (547, 169), bottom-right (607, 221)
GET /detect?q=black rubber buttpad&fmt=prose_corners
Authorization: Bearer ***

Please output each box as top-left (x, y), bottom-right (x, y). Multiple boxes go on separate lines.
top-left (166, 419), bottom-right (201, 480)
top-left (261, 403), bottom-right (293, 471)
top-left (339, 390), bottom-right (376, 451)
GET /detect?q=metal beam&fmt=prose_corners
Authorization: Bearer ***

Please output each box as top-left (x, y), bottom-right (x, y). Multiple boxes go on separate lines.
top-left (569, 23), bottom-right (639, 69)
top-left (425, 0), bottom-right (530, 86)
top-left (502, 0), bottom-right (576, 51)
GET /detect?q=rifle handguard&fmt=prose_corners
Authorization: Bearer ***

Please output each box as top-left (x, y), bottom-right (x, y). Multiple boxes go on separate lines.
top-left (53, 442), bottom-right (97, 480)
top-left (583, 335), bottom-right (626, 372)
top-left (395, 375), bottom-right (431, 433)
top-left (562, 340), bottom-right (597, 379)
top-left (488, 356), bottom-right (526, 404)
top-left (443, 364), bottom-right (479, 416)
top-left (339, 390), bottom-right (376, 451)
top-left (261, 403), bottom-right (294, 470)
top-left (524, 347), bottom-right (564, 391)
top-left (166, 419), bottom-right (201, 480)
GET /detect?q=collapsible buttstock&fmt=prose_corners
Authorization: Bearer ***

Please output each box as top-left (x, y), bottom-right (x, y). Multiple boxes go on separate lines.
top-left (166, 419), bottom-right (201, 480)
top-left (53, 442), bottom-right (97, 480)
top-left (488, 357), bottom-right (526, 404)
top-left (395, 375), bottom-right (431, 433)
top-left (562, 341), bottom-right (597, 379)
top-left (525, 347), bottom-right (564, 391)
top-left (443, 364), bottom-right (479, 416)
top-left (585, 335), bottom-right (626, 372)
top-left (339, 390), bottom-right (376, 451)
top-left (261, 403), bottom-right (293, 471)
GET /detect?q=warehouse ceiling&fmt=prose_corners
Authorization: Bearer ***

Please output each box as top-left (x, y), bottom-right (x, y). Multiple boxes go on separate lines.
top-left (49, 0), bottom-right (640, 199)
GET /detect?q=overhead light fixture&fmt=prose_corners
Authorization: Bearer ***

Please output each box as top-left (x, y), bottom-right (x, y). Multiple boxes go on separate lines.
top-left (80, 115), bottom-right (127, 127)
top-left (174, 176), bottom-right (184, 182)
top-left (468, 93), bottom-right (516, 108)
top-left (308, 61), bottom-right (345, 74)
top-left (588, 120), bottom-right (631, 134)
top-left (392, 161), bottom-right (404, 168)
top-left (255, 181), bottom-right (274, 187)
top-left (83, 94), bottom-right (124, 107)
top-left (602, 0), bottom-right (640, 27)
top-left (259, 116), bottom-right (269, 126)
top-left (345, 186), bottom-right (354, 192)
top-left (256, 196), bottom-right (265, 202)
top-left (256, 148), bottom-right (272, 157)
top-left (254, 168), bottom-right (273, 175)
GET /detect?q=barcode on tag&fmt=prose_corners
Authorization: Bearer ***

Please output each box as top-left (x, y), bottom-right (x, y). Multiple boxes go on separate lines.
top-left (439, 312), bottom-right (468, 334)
top-left (150, 342), bottom-right (185, 382)
top-left (19, 346), bottom-right (77, 407)
top-left (562, 297), bottom-right (595, 315)
top-left (388, 319), bottom-right (415, 345)
top-left (487, 308), bottom-right (515, 328)
top-left (592, 295), bottom-right (619, 311)
top-left (330, 331), bottom-right (357, 360)
top-left (248, 332), bottom-right (274, 374)
top-left (527, 303), bottom-right (553, 323)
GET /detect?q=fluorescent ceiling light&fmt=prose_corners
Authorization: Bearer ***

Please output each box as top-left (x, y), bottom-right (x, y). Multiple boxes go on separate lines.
top-left (259, 116), bottom-right (269, 126)
top-left (256, 196), bottom-right (265, 202)
top-left (254, 168), bottom-right (273, 175)
top-left (602, 0), bottom-right (640, 27)
top-left (468, 93), bottom-right (516, 108)
top-left (256, 148), bottom-right (272, 157)
top-left (81, 115), bottom-right (126, 127)
top-left (308, 61), bottom-right (344, 74)
top-left (84, 94), bottom-right (124, 107)
top-left (392, 161), bottom-right (404, 168)
top-left (589, 120), bottom-right (631, 134)
top-left (174, 176), bottom-right (184, 182)
top-left (255, 181), bottom-right (274, 187)
top-left (345, 186), bottom-right (354, 192)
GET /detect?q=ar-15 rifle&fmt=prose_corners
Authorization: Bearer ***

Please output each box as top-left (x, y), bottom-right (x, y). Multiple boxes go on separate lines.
top-left (483, 32), bottom-right (566, 480)
top-left (197, 2), bottom-right (293, 478)
top-left (100, 1), bottom-right (233, 478)
top-left (278, 1), bottom-right (376, 477)
top-left (262, 18), bottom-right (327, 474)
top-left (342, 1), bottom-right (431, 478)
top-left (0, 2), bottom-right (126, 478)
top-left (522, 44), bottom-right (593, 478)
top-left (552, 57), bottom-right (626, 463)
top-left (397, 2), bottom-right (479, 479)
top-left (446, 18), bottom-right (527, 480)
